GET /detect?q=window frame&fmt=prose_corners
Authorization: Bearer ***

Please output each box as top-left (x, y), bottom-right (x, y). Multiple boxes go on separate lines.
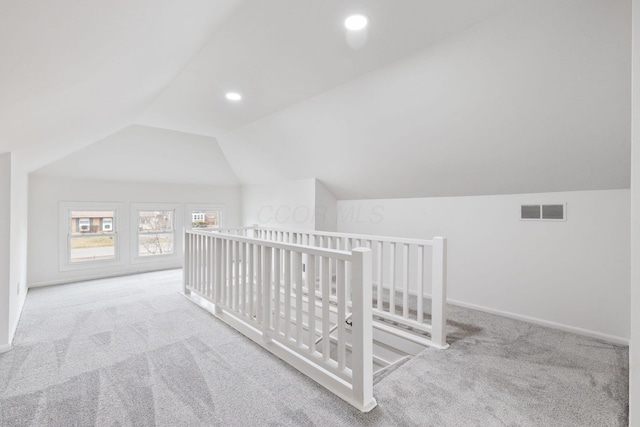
top-left (59, 202), bottom-right (124, 271)
top-left (185, 204), bottom-right (224, 230)
top-left (131, 203), bottom-right (181, 264)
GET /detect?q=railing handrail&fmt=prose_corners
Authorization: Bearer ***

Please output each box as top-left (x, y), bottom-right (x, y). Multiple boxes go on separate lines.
top-left (189, 228), bottom-right (354, 261)
top-left (218, 225), bottom-right (440, 247)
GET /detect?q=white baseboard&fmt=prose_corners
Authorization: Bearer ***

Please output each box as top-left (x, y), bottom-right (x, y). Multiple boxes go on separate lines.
top-left (0, 344), bottom-right (11, 354)
top-left (28, 267), bottom-right (182, 289)
top-left (447, 298), bottom-right (629, 346)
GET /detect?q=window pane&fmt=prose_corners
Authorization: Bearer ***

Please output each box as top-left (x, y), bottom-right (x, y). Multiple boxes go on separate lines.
top-left (71, 236), bottom-right (116, 263)
top-left (71, 210), bottom-right (115, 234)
top-left (138, 234), bottom-right (174, 256)
top-left (69, 210), bottom-right (116, 263)
top-left (139, 211), bottom-right (174, 232)
top-left (191, 210), bottom-right (220, 229)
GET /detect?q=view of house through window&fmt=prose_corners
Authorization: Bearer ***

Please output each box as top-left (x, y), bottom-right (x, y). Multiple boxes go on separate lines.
top-left (190, 209), bottom-right (220, 229)
top-left (138, 210), bottom-right (175, 256)
top-left (69, 210), bottom-right (116, 263)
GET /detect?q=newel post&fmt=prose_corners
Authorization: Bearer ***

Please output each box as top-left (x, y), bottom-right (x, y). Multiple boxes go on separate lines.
top-left (431, 237), bottom-right (448, 349)
top-left (351, 248), bottom-right (376, 412)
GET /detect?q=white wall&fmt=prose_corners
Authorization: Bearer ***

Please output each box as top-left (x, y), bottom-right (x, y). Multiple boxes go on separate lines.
top-left (630, 0), bottom-right (639, 421)
top-left (314, 180), bottom-right (337, 232)
top-left (241, 178), bottom-right (338, 232)
top-left (0, 153), bottom-right (29, 352)
top-left (0, 154), bottom-right (11, 351)
top-left (337, 189), bottom-right (630, 343)
top-left (28, 176), bottom-right (241, 287)
top-left (242, 178), bottom-right (316, 229)
top-left (33, 125), bottom-right (239, 187)
top-left (9, 157), bottom-right (28, 344)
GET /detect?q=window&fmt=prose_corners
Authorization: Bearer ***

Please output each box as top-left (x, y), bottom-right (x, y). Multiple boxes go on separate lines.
top-left (137, 209), bottom-right (175, 257)
top-left (187, 205), bottom-right (223, 230)
top-left (60, 203), bottom-right (123, 270)
top-left (69, 210), bottom-right (116, 263)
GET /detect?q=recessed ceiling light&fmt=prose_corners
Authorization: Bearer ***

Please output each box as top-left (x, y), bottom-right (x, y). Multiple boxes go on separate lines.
top-left (225, 92), bottom-right (242, 101)
top-left (344, 14), bottom-right (368, 31)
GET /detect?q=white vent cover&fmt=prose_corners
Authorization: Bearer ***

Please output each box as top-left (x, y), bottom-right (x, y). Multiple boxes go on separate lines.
top-left (520, 204), bottom-right (566, 221)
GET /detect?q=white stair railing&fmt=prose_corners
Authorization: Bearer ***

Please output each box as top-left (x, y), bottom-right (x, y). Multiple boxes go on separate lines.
top-left (183, 229), bottom-right (377, 412)
top-left (216, 226), bottom-right (448, 350)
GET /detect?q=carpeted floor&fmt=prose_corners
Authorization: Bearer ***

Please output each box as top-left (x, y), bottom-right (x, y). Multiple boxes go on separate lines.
top-left (0, 270), bottom-right (628, 426)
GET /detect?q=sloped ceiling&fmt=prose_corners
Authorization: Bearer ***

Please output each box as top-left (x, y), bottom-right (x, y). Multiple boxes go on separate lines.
top-left (33, 125), bottom-right (239, 186)
top-left (216, 0), bottom-right (631, 199)
top-left (136, 0), bottom-right (519, 137)
top-left (4, 0), bottom-right (631, 198)
top-left (0, 0), bottom-right (243, 170)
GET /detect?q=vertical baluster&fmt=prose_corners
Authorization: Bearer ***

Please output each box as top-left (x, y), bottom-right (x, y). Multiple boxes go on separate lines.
top-left (183, 232), bottom-right (190, 294)
top-left (419, 245), bottom-right (427, 323)
top-left (273, 248), bottom-right (281, 335)
top-left (200, 234), bottom-right (205, 293)
top-left (220, 239), bottom-right (229, 305)
top-left (263, 246), bottom-right (272, 337)
top-left (346, 238), bottom-right (352, 303)
top-left (295, 251), bottom-right (303, 346)
top-left (402, 243), bottom-right (409, 318)
top-left (234, 240), bottom-right (240, 311)
top-left (189, 234), bottom-right (198, 289)
top-left (240, 242), bottom-right (246, 315)
top-left (256, 244), bottom-right (263, 322)
top-left (284, 250), bottom-right (292, 339)
top-left (334, 237), bottom-right (340, 300)
top-left (191, 234), bottom-right (199, 291)
top-left (208, 236), bottom-right (215, 298)
top-left (221, 238), bottom-right (226, 304)
top-left (407, 244), bottom-right (419, 319)
top-left (249, 243), bottom-right (255, 318)
top-left (391, 243), bottom-right (402, 315)
top-left (227, 239), bottom-right (233, 307)
top-left (328, 237), bottom-right (335, 299)
top-left (388, 242), bottom-right (394, 314)
top-left (215, 238), bottom-right (223, 308)
top-left (200, 235), bottom-right (205, 295)
top-left (321, 256), bottom-right (330, 362)
top-left (307, 254), bottom-right (316, 353)
top-left (337, 259), bottom-right (346, 370)
top-left (192, 234), bottom-right (198, 292)
top-left (192, 233), bottom-right (197, 292)
top-left (193, 234), bottom-right (198, 292)
top-left (374, 241), bottom-right (382, 310)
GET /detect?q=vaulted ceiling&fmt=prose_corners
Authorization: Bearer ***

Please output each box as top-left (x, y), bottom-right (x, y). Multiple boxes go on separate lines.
top-left (3, 0), bottom-right (632, 199)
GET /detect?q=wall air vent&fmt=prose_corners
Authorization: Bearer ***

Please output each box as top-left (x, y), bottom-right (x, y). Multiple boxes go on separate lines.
top-left (520, 203), bottom-right (566, 221)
